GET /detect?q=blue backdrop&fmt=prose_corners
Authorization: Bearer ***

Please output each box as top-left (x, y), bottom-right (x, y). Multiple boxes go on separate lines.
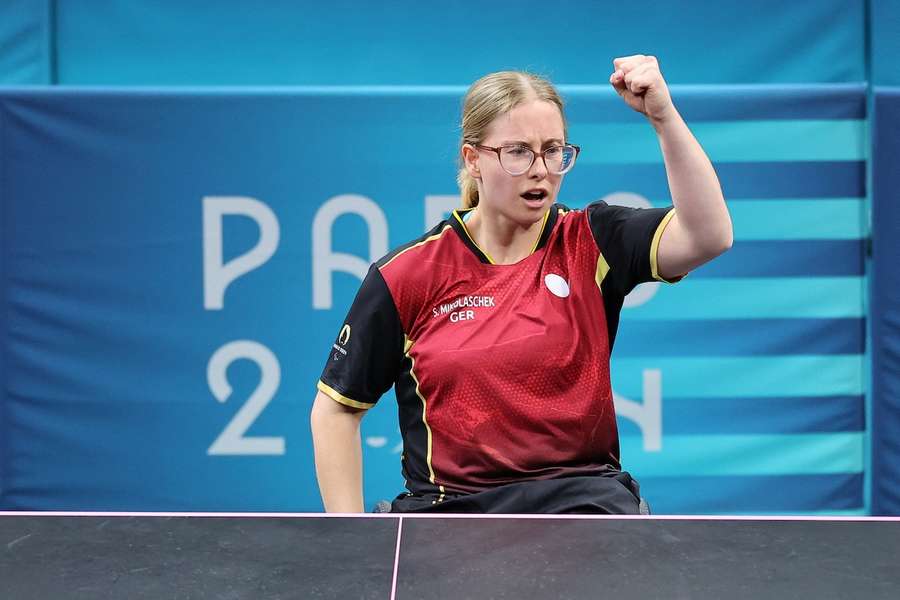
top-left (0, 0), bottom-right (868, 85)
top-left (0, 84), bottom-right (871, 513)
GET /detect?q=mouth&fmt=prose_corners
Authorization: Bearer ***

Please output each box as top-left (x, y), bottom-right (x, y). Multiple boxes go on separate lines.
top-left (520, 189), bottom-right (549, 206)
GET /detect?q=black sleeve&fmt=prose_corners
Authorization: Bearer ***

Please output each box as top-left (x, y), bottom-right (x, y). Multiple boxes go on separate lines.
top-left (317, 264), bottom-right (405, 409)
top-left (586, 200), bottom-right (685, 296)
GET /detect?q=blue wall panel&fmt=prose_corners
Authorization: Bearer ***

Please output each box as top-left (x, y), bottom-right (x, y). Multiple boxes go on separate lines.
top-left (871, 87), bottom-right (900, 514)
top-left (51, 0), bottom-right (865, 85)
top-left (872, 0), bottom-right (900, 85)
top-left (0, 0), bottom-right (52, 84)
top-left (0, 102), bottom-right (7, 501)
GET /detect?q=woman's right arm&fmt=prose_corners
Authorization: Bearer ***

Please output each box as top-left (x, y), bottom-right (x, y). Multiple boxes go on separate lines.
top-left (310, 390), bottom-right (367, 513)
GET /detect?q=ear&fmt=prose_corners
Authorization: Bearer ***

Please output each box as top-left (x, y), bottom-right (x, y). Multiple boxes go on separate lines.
top-left (461, 144), bottom-right (481, 179)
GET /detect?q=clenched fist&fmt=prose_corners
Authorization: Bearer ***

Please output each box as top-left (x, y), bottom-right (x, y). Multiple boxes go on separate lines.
top-left (609, 55), bottom-right (676, 124)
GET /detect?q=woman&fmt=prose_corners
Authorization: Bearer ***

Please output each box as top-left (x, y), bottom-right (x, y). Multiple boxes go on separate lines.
top-left (311, 55), bottom-right (732, 513)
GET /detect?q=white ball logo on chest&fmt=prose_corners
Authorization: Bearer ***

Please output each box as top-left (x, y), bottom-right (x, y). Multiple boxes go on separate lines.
top-left (544, 273), bottom-right (570, 298)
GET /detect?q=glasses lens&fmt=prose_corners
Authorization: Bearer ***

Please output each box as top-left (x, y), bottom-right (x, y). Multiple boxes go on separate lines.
top-left (499, 145), bottom-right (534, 175)
top-left (545, 145), bottom-right (577, 174)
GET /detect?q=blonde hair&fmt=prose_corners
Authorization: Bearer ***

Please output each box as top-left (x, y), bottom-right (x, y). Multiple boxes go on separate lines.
top-left (457, 71), bottom-right (568, 208)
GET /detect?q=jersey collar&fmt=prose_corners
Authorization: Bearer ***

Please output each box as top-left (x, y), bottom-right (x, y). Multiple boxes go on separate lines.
top-left (449, 204), bottom-right (560, 265)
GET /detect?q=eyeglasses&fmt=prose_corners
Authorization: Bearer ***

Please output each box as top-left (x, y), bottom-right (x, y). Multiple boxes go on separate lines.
top-left (474, 143), bottom-right (580, 176)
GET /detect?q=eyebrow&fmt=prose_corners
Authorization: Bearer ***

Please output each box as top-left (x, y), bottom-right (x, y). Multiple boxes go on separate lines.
top-left (499, 138), bottom-right (564, 148)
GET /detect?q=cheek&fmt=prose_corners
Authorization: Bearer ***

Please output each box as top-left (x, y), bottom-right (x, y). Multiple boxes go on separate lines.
top-left (481, 169), bottom-right (513, 193)
top-left (488, 177), bottom-right (518, 199)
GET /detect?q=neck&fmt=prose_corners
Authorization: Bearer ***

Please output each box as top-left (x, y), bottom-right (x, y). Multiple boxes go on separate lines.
top-left (465, 205), bottom-right (548, 265)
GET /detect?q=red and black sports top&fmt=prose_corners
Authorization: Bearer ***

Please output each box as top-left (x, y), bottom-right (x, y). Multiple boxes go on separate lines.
top-left (318, 201), bottom-right (682, 498)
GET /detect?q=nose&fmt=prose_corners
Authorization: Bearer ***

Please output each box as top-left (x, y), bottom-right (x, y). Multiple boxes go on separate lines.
top-left (528, 153), bottom-right (548, 179)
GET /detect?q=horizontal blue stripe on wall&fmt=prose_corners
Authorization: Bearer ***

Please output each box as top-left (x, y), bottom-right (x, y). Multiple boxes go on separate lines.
top-left (623, 277), bottom-right (865, 320)
top-left (639, 473), bottom-right (864, 514)
top-left (616, 395), bottom-right (864, 436)
top-left (565, 84), bottom-right (866, 122)
top-left (610, 355), bottom-right (864, 398)
top-left (562, 161), bottom-right (865, 201)
top-left (687, 240), bottom-right (863, 277)
top-left (614, 318), bottom-right (863, 357)
top-left (719, 199), bottom-right (865, 240)
top-left (572, 120), bottom-right (866, 163)
top-left (575, 198), bottom-right (867, 241)
top-left (621, 432), bottom-right (863, 476)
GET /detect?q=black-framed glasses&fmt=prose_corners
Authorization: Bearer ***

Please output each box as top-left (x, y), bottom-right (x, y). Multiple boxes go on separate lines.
top-left (474, 143), bottom-right (580, 176)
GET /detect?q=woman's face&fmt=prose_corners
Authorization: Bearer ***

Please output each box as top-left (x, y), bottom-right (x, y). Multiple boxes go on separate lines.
top-left (465, 99), bottom-right (566, 226)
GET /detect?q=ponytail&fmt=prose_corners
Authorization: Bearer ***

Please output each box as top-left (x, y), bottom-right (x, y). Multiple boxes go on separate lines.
top-left (457, 166), bottom-right (479, 208)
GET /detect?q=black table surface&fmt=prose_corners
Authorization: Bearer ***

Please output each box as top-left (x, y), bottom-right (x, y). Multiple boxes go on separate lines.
top-left (1, 512), bottom-right (898, 599)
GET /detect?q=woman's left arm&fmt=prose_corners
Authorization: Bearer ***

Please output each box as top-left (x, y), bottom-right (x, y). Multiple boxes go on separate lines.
top-left (610, 54), bottom-right (733, 280)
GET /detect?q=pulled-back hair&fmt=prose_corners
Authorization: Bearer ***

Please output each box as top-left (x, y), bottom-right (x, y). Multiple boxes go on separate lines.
top-left (457, 71), bottom-right (567, 208)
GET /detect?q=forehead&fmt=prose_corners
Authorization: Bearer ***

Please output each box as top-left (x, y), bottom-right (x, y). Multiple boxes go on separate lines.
top-left (483, 99), bottom-right (564, 143)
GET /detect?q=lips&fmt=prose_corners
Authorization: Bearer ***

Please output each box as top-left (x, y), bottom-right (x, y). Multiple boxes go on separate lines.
top-left (520, 189), bottom-right (549, 201)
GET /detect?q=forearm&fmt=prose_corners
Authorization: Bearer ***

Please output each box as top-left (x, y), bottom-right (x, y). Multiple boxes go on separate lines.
top-left (310, 393), bottom-right (365, 513)
top-left (652, 109), bottom-right (733, 252)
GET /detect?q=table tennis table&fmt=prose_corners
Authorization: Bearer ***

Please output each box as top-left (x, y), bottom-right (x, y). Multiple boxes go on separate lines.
top-left (1, 512), bottom-right (898, 599)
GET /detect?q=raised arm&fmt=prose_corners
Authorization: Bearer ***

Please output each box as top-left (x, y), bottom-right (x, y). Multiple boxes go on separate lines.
top-left (310, 390), bottom-right (366, 512)
top-left (610, 54), bottom-right (733, 280)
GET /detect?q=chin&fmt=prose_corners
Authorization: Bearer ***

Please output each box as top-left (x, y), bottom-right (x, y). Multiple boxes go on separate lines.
top-left (522, 196), bottom-right (553, 212)
top-left (511, 199), bottom-right (552, 226)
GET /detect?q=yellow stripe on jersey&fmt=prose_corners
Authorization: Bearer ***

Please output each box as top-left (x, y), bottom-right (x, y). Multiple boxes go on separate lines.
top-left (405, 335), bottom-right (440, 486)
top-left (528, 209), bottom-right (551, 254)
top-left (454, 207), bottom-right (553, 263)
top-left (380, 224), bottom-right (453, 270)
top-left (452, 210), bottom-right (496, 264)
top-left (595, 252), bottom-right (611, 288)
top-left (317, 380), bottom-right (375, 410)
top-left (650, 208), bottom-right (686, 283)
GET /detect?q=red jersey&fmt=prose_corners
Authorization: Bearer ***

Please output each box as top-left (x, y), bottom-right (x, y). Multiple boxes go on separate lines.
top-left (318, 201), bottom-right (681, 497)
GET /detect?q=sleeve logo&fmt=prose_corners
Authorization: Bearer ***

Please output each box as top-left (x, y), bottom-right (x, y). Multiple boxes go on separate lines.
top-left (332, 324), bottom-right (351, 360)
top-left (339, 324), bottom-right (351, 345)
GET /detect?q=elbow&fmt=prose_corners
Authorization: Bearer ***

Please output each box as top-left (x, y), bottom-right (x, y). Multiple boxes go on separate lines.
top-left (696, 229), bottom-right (732, 262)
top-left (719, 230), bottom-right (733, 253)
top-left (710, 198), bottom-right (734, 255)
top-left (711, 220), bottom-right (733, 256)
top-left (721, 209), bottom-right (734, 252)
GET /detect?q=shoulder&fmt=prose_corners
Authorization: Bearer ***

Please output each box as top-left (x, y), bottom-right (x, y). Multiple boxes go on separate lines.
top-left (583, 199), bottom-right (631, 225)
top-left (550, 202), bottom-right (592, 239)
top-left (375, 218), bottom-right (456, 276)
top-left (555, 202), bottom-right (586, 221)
top-left (373, 217), bottom-right (462, 319)
top-left (582, 200), bottom-right (675, 250)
